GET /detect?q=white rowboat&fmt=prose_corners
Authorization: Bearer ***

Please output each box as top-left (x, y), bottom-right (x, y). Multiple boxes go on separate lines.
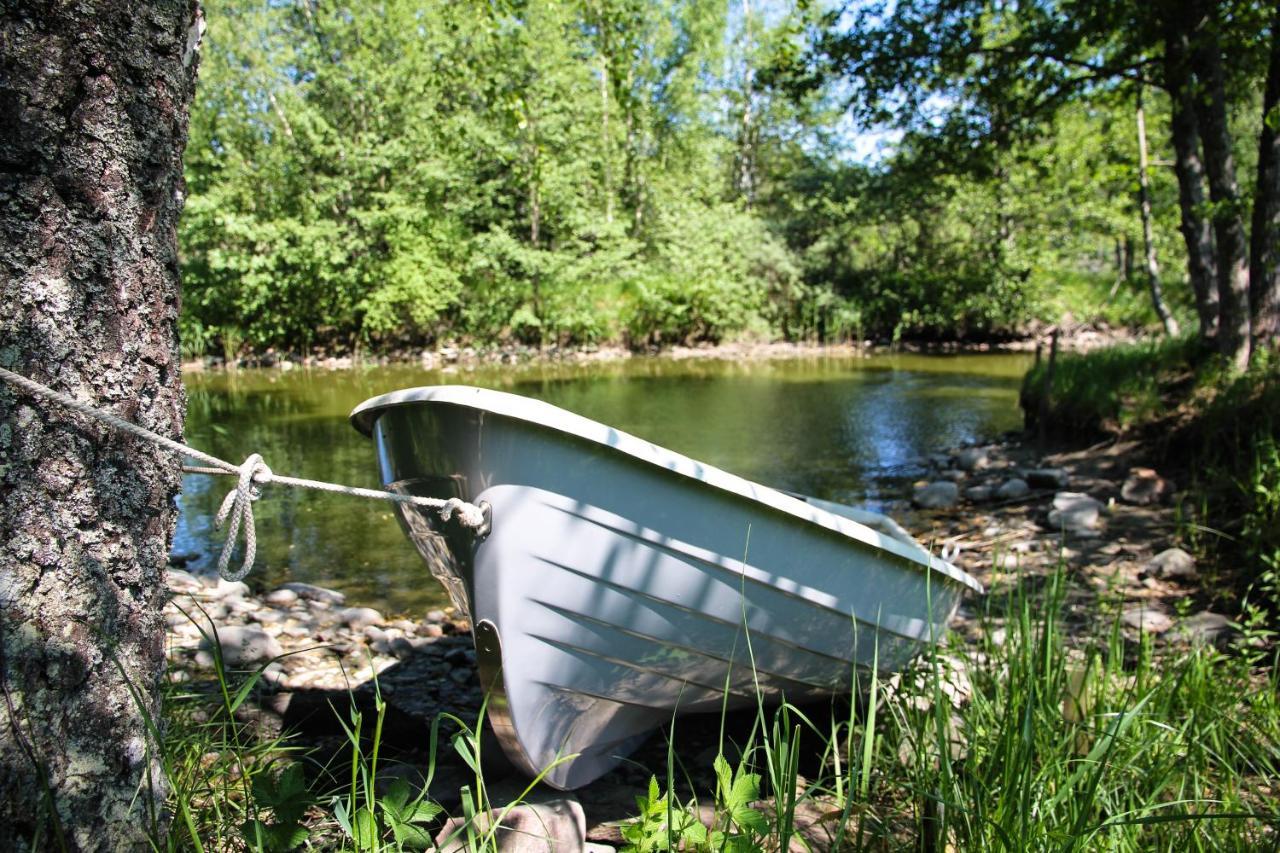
top-left (351, 385), bottom-right (981, 790)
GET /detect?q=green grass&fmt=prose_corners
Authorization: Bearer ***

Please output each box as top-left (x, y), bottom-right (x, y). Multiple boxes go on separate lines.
top-left (149, 566), bottom-right (1280, 852)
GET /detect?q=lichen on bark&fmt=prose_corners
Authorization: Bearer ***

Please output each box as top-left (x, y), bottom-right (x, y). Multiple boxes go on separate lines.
top-left (0, 1), bottom-right (201, 849)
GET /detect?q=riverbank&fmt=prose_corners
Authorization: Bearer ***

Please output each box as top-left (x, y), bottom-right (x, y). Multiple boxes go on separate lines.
top-left (180, 320), bottom-right (1143, 374)
top-left (159, 416), bottom-right (1276, 849)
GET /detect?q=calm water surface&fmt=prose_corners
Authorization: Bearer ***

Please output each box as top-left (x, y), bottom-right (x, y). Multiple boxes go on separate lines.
top-left (175, 353), bottom-right (1031, 613)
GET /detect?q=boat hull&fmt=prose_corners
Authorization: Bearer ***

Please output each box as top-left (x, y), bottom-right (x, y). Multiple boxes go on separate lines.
top-left (354, 387), bottom-right (979, 790)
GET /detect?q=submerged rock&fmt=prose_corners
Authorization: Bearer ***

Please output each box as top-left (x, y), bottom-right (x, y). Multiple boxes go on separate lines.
top-left (913, 481), bottom-right (960, 509)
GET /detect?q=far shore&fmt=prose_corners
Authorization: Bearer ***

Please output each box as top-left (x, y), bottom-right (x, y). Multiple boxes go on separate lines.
top-left (181, 322), bottom-right (1146, 374)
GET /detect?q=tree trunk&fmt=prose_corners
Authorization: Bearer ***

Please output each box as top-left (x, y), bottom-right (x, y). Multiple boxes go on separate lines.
top-left (1136, 84), bottom-right (1180, 336)
top-left (1163, 10), bottom-right (1219, 340)
top-left (1188, 0), bottom-right (1253, 368)
top-left (0, 1), bottom-right (200, 849)
top-left (1250, 3), bottom-right (1280, 357)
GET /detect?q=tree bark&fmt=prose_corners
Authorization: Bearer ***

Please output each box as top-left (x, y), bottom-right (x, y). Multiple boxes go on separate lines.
top-left (0, 1), bottom-right (200, 849)
top-left (1136, 84), bottom-right (1180, 336)
top-left (1162, 9), bottom-right (1219, 340)
top-left (1250, 3), bottom-right (1280, 356)
top-left (1188, 0), bottom-right (1253, 368)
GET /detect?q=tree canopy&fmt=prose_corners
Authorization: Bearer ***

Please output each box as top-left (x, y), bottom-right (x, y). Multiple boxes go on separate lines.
top-left (179, 0), bottom-right (1280, 360)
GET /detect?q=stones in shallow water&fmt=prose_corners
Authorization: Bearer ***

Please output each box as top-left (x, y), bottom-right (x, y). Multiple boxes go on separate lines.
top-left (278, 582), bottom-right (346, 605)
top-left (913, 481), bottom-right (960, 509)
top-left (964, 485), bottom-right (994, 502)
top-left (1145, 547), bottom-right (1197, 581)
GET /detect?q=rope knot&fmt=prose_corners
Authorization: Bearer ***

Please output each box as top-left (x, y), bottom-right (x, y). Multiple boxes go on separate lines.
top-left (214, 453), bottom-right (272, 581)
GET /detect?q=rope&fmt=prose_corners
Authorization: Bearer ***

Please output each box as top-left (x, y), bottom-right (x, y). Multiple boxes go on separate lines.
top-left (0, 365), bottom-right (487, 581)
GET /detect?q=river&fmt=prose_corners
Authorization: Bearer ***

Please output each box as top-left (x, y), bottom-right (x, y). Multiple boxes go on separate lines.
top-left (174, 352), bottom-right (1031, 613)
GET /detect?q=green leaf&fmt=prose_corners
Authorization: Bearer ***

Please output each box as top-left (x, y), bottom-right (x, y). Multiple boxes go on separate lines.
top-left (353, 806), bottom-right (379, 849)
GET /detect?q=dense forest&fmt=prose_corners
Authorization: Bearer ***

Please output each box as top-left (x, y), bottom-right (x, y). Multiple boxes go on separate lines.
top-left (180, 0), bottom-right (1279, 361)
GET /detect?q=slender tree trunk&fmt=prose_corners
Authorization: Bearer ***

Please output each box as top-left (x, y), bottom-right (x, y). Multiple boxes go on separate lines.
top-left (1136, 84), bottom-right (1180, 336)
top-left (1250, 4), bottom-right (1280, 356)
top-left (1188, 0), bottom-right (1253, 368)
top-left (1163, 11), bottom-right (1219, 340)
top-left (0, 1), bottom-right (200, 849)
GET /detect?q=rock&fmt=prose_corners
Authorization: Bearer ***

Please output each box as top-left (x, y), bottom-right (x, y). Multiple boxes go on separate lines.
top-left (1025, 468), bottom-right (1069, 489)
top-left (1121, 468), bottom-right (1175, 506)
top-left (418, 623), bottom-right (444, 638)
top-left (425, 609), bottom-right (448, 623)
top-left (264, 588), bottom-right (299, 607)
top-left (278, 582), bottom-right (346, 605)
top-left (167, 551), bottom-right (199, 568)
top-left (996, 478), bottom-right (1030, 500)
top-left (955, 447), bottom-right (990, 472)
top-left (912, 481), bottom-right (960, 509)
top-left (964, 485), bottom-right (994, 502)
top-left (436, 796), bottom-right (586, 853)
top-left (341, 606), bottom-right (385, 630)
top-left (363, 625), bottom-right (388, 644)
top-left (1047, 492), bottom-right (1103, 533)
top-left (1145, 547), bottom-right (1197, 581)
top-left (1168, 611), bottom-right (1234, 646)
top-left (449, 668), bottom-right (472, 685)
top-left (260, 662), bottom-right (288, 688)
top-left (1121, 606), bottom-right (1174, 634)
top-left (165, 568), bottom-right (203, 593)
top-left (940, 469), bottom-right (967, 482)
top-left (212, 579), bottom-right (251, 600)
top-left (928, 453), bottom-right (951, 468)
top-left (252, 609), bottom-right (284, 625)
top-left (201, 626), bottom-right (284, 666)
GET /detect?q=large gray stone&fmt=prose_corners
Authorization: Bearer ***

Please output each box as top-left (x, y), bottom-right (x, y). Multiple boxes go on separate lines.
top-left (955, 447), bottom-right (990, 472)
top-left (1121, 468), bottom-right (1175, 506)
top-left (1121, 606), bottom-right (1174, 634)
top-left (1168, 612), bottom-right (1234, 646)
top-left (1146, 547), bottom-right (1197, 581)
top-left (912, 481), bottom-right (960, 509)
top-left (341, 606), bottom-right (385, 630)
top-left (436, 796), bottom-right (586, 853)
top-left (278, 582), bottom-right (347, 605)
top-left (964, 485), bottom-right (994, 502)
top-left (201, 625), bottom-right (284, 667)
top-left (1047, 492), bottom-right (1103, 532)
top-left (996, 478), bottom-right (1030, 500)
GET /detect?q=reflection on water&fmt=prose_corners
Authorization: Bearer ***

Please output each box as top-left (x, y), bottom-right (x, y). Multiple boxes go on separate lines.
top-left (174, 352), bottom-right (1031, 613)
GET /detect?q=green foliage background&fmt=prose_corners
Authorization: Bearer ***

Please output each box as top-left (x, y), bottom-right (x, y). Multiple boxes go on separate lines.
top-left (180, 0), bottom-right (1192, 356)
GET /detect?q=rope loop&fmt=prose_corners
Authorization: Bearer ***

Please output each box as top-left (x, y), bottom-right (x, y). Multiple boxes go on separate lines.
top-left (0, 365), bottom-right (489, 584)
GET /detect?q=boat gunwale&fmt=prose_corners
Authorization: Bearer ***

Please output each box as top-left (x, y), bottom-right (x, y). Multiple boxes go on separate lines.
top-left (350, 384), bottom-right (983, 594)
